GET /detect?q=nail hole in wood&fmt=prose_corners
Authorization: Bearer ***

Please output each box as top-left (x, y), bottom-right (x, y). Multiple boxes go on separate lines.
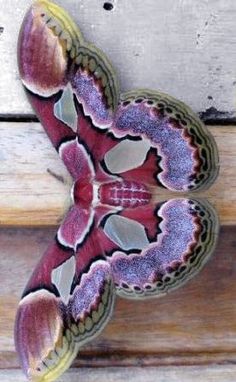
top-left (103, 2), bottom-right (114, 11)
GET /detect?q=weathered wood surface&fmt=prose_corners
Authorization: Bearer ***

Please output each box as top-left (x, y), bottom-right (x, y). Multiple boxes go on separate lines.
top-left (0, 123), bottom-right (235, 226)
top-left (0, 122), bottom-right (72, 227)
top-left (1, 366), bottom-right (236, 382)
top-left (1, 0), bottom-right (236, 119)
top-left (1, 226), bottom-right (236, 369)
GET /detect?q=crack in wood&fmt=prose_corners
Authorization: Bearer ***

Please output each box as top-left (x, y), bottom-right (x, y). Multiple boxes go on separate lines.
top-left (0, 115), bottom-right (38, 122)
top-left (0, 113), bottom-right (236, 125)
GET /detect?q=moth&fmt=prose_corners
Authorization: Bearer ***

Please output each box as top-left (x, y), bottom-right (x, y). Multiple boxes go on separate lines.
top-left (15, 1), bottom-right (219, 381)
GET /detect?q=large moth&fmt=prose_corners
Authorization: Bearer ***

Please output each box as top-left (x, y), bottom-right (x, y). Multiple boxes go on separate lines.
top-left (15, 1), bottom-right (219, 381)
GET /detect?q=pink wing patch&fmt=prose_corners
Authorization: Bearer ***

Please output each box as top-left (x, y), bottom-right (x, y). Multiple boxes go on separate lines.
top-left (57, 206), bottom-right (94, 250)
top-left (59, 139), bottom-right (95, 181)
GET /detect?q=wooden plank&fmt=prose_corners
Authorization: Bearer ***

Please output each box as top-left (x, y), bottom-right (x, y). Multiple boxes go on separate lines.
top-left (1, 226), bottom-right (236, 368)
top-left (0, 122), bottom-right (72, 226)
top-left (1, 366), bottom-right (236, 382)
top-left (1, 0), bottom-right (236, 118)
top-left (0, 123), bottom-right (235, 226)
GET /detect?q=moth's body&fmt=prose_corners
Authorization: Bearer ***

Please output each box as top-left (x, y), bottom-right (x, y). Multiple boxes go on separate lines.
top-left (74, 178), bottom-right (151, 209)
top-left (15, 1), bottom-right (219, 382)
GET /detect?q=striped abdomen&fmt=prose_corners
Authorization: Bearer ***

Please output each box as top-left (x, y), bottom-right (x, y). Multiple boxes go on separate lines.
top-left (99, 180), bottom-right (151, 208)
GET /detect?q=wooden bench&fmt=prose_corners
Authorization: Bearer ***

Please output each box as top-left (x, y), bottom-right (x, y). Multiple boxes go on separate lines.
top-left (1, 1), bottom-right (236, 380)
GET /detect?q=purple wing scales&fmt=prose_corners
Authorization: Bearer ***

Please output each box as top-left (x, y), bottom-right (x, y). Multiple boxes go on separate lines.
top-left (110, 91), bottom-right (219, 191)
top-left (69, 259), bottom-right (115, 346)
top-left (101, 198), bottom-right (219, 299)
top-left (71, 43), bottom-right (119, 129)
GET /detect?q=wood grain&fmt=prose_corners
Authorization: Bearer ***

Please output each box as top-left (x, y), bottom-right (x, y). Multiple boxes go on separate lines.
top-left (1, 366), bottom-right (236, 382)
top-left (1, 226), bottom-right (236, 369)
top-left (1, 0), bottom-right (236, 118)
top-left (0, 122), bottom-right (72, 227)
top-left (0, 123), bottom-right (235, 226)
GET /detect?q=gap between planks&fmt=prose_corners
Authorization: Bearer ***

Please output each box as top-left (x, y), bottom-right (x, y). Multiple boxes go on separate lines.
top-left (0, 123), bottom-right (235, 226)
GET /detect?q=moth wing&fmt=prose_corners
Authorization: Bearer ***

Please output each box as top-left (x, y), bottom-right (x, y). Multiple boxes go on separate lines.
top-left (97, 198), bottom-right (219, 299)
top-left (75, 89), bottom-right (219, 190)
top-left (103, 90), bottom-right (219, 191)
top-left (14, 238), bottom-right (76, 382)
top-left (15, 206), bottom-right (115, 382)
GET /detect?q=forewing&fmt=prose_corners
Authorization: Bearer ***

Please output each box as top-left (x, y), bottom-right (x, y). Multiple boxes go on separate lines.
top-left (17, 0), bottom-right (83, 150)
top-left (15, 210), bottom-right (115, 382)
top-left (14, 238), bottom-right (77, 382)
top-left (18, 1), bottom-right (120, 176)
